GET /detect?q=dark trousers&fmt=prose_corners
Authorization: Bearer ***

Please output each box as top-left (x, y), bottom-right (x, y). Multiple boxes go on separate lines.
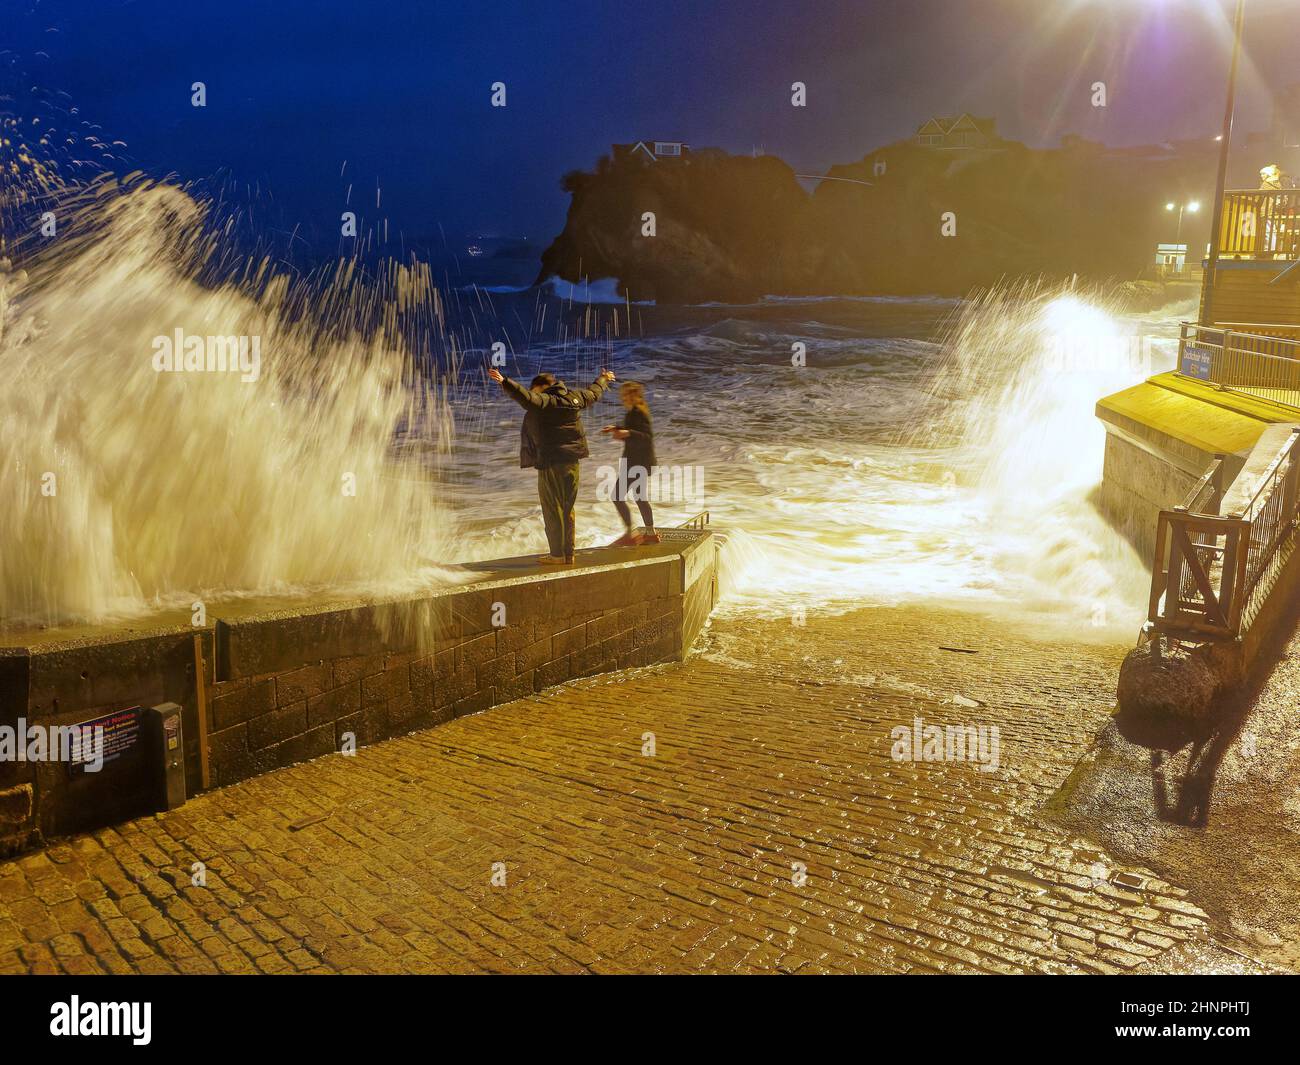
top-left (613, 466), bottom-right (654, 531)
top-left (538, 463), bottom-right (580, 558)
top-left (613, 497), bottom-right (654, 531)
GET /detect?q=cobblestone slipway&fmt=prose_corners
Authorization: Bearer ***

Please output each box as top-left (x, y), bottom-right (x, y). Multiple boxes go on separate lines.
top-left (0, 606), bottom-right (1265, 974)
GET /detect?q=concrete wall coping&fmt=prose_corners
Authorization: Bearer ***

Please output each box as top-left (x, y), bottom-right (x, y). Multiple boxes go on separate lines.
top-left (0, 535), bottom-right (713, 657)
top-left (1097, 372), bottom-right (1295, 459)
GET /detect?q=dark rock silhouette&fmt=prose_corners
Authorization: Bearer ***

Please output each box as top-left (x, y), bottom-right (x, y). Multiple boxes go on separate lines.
top-left (539, 139), bottom-right (1219, 301)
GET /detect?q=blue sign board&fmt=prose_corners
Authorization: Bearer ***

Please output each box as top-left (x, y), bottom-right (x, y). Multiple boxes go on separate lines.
top-left (1181, 344), bottom-right (1213, 381)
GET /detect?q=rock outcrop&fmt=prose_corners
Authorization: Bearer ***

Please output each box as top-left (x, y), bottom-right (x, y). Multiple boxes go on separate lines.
top-left (539, 140), bottom-right (1219, 301)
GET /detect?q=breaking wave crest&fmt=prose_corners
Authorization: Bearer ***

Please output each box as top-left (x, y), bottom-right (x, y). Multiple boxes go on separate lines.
top-left (1, 177), bottom-right (458, 626)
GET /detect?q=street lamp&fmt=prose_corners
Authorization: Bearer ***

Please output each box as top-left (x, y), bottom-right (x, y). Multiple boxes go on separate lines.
top-left (1166, 199), bottom-right (1201, 244)
top-left (1201, 0), bottom-right (1247, 326)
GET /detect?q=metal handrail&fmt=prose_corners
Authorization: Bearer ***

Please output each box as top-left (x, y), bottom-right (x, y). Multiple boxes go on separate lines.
top-left (1178, 323), bottom-right (1300, 407)
top-left (676, 511), bottom-right (711, 530)
top-left (1148, 430), bottom-right (1300, 640)
top-left (1202, 324), bottom-right (1300, 345)
top-left (1216, 322), bottom-right (1300, 337)
top-left (1179, 456), bottom-right (1225, 514)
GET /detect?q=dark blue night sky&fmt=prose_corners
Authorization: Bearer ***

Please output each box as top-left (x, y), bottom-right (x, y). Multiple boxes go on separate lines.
top-left (4, 0), bottom-right (1293, 255)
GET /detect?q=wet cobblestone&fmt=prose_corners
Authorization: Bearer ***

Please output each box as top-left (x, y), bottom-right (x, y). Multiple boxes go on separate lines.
top-left (0, 606), bottom-right (1250, 974)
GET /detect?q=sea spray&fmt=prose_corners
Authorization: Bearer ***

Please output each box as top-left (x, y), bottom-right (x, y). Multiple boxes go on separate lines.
top-left (0, 176), bottom-right (459, 626)
top-left (692, 281), bottom-right (1174, 626)
top-left (910, 278), bottom-right (1176, 623)
top-left (0, 170), bottom-right (1176, 637)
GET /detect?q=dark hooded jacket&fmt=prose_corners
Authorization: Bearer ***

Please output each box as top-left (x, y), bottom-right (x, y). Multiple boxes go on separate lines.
top-left (500, 374), bottom-right (610, 468)
top-left (617, 405), bottom-right (656, 470)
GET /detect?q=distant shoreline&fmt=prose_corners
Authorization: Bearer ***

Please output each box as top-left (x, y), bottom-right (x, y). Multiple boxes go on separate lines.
top-left (465, 272), bottom-right (1201, 320)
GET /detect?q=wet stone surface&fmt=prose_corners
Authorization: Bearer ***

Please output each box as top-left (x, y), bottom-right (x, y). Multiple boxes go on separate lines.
top-left (0, 606), bottom-right (1265, 974)
top-left (1055, 610), bottom-right (1300, 973)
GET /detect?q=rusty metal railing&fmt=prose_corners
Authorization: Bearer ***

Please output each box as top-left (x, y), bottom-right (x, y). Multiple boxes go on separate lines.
top-left (1148, 429), bottom-right (1300, 640)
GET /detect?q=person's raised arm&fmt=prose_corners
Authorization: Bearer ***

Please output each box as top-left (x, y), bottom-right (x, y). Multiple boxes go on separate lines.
top-left (489, 367), bottom-right (548, 410)
top-left (573, 368), bottom-right (615, 408)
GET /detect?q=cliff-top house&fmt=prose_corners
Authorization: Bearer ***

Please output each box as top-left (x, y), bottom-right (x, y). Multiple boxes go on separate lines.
top-left (913, 114), bottom-right (1000, 150)
top-left (612, 140), bottom-right (691, 163)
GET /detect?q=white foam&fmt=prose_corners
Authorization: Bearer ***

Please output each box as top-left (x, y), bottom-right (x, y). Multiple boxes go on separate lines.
top-left (0, 179), bottom-right (459, 626)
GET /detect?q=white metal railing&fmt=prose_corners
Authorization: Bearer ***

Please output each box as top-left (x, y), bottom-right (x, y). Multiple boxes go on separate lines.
top-left (1178, 323), bottom-right (1300, 407)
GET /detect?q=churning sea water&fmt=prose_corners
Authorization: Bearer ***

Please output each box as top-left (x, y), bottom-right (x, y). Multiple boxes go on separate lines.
top-left (439, 283), bottom-right (1188, 634)
top-left (0, 174), bottom-right (1182, 636)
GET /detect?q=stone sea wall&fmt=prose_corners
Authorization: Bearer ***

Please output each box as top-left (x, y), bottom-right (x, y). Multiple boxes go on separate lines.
top-left (0, 533), bottom-right (718, 852)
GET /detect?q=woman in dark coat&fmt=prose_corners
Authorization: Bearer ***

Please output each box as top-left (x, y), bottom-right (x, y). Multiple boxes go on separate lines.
top-left (602, 381), bottom-right (661, 546)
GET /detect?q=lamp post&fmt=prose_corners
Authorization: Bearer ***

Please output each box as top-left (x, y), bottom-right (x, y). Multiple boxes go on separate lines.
top-left (1200, 0), bottom-right (1247, 327)
top-left (1166, 200), bottom-right (1201, 245)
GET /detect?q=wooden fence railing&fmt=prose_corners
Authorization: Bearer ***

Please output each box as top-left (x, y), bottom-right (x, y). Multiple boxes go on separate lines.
top-left (1218, 189), bottom-right (1300, 261)
top-left (1147, 429), bottom-right (1300, 640)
